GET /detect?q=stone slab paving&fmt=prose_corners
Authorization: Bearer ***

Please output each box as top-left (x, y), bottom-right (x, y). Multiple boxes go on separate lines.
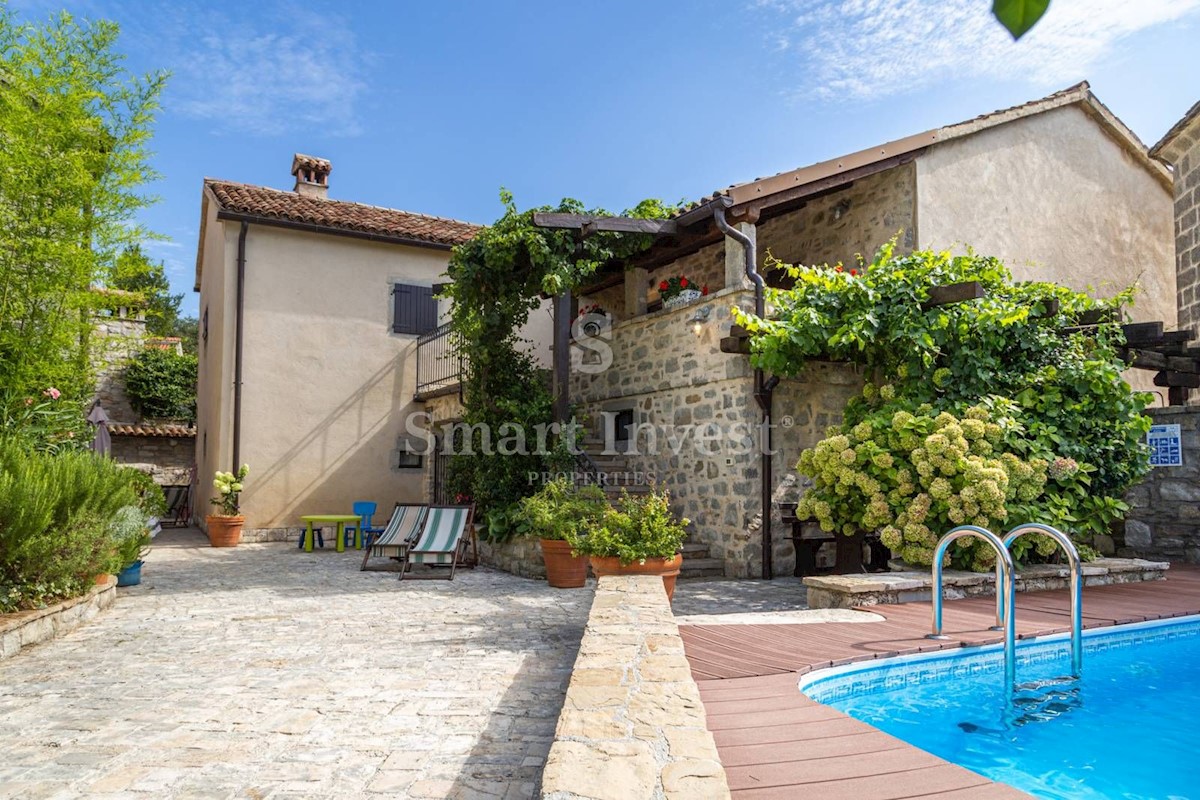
top-left (0, 529), bottom-right (592, 800)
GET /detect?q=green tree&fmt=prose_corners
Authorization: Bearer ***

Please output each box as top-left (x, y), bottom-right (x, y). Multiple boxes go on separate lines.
top-left (0, 9), bottom-right (166, 405)
top-left (111, 245), bottom-right (183, 339)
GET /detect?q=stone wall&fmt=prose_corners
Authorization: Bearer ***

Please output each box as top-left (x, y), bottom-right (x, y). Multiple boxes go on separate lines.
top-left (541, 575), bottom-right (729, 800)
top-left (92, 310), bottom-right (148, 422)
top-left (756, 162), bottom-right (916, 270)
top-left (1165, 128), bottom-right (1200, 335)
top-left (111, 434), bottom-right (195, 485)
top-left (477, 536), bottom-right (546, 579)
top-left (571, 289), bottom-right (763, 576)
top-left (1122, 405), bottom-right (1200, 562)
top-left (1, 578), bottom-right (117, 660)
top-left (570, 284), bottom-right (864, 577)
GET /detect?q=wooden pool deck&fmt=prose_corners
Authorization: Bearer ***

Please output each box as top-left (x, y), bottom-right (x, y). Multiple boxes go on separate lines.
top-left (682, 565), bottom-right (1200, 799)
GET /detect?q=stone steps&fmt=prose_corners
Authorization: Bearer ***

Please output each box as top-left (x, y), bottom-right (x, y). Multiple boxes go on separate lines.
top-left (578, 437), bottom-right (729, 578)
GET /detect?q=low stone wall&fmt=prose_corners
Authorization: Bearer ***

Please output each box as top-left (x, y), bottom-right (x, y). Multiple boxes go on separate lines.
top-left (805, 558), bottom-right (1169, 609)
top-left (477, 536), bottom-right (546, 579)
top-left (1122, 405), bottom-right (1200, 562)
top-left (1, 578), bottom-right (117, 660)
top-left (542, 575), bottom-right (729, 800)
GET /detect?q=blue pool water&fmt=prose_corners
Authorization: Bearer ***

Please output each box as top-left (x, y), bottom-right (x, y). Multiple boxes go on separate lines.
top-left (801, 616), bottom-right (1200, 799)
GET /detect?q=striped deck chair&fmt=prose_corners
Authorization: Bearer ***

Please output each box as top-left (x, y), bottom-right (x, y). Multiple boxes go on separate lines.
top-left (399, 505), bottom-right (474, 581)
top-left (360, 504), bottom-right (427, 571)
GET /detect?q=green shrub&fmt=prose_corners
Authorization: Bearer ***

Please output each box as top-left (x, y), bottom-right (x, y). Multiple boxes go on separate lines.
top-left (736, 245), bottom-right (1152, 569)
top-left (122, 468), bottom-right (167, 517)
top-left (516, 477), bottom-right (608, 542)
top-left (0, 387), bottom-right (91, 454)
top-left (0, 439), bottom-right (139, 612)
top-left (124, 347), bottom-right (197, 421)
top-left (570, 489), bottom-right (689, 565)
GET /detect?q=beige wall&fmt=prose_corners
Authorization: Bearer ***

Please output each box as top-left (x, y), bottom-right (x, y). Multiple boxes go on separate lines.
top-left (194, 196), bottom-right (237, 528)
top-left (757, 162), bottom-right (917, 269)
top-left (916, 105), bottom-right (1175, 327)
top-left (230, 226), bottom-right (455, 532)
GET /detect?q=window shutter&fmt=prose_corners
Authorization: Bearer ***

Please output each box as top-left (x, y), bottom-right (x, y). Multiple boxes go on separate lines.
top-left (393, 283), bottom-right (439, 335)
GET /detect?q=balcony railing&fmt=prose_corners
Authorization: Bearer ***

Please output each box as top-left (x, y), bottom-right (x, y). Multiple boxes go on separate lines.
top-left (415, 322), bottom-right (465, 399)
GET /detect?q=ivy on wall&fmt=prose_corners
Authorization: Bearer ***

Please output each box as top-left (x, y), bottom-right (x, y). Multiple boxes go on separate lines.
top-left (443, 191), bottom-right (674, 525)
top-left (735, 243), bottom-right (1152, 570)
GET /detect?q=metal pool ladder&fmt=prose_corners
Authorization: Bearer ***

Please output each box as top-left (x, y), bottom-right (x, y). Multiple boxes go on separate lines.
top-left (927, 525), bottom-right (1017, 691)
top-left (997, 523), bottom-right (1083, 679)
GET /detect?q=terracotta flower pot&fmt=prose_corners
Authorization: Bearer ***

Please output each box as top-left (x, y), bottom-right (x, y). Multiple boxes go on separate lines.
top-left (540, 539), bottom-right (588, 588)
top-left (206, 515), bottom-right (245, 547)
top-left (588, 553), bottom-right (683, 601)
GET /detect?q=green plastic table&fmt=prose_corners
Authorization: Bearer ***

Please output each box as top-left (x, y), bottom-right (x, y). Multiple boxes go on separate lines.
top-left (300, 514), bottom-right (364, 553)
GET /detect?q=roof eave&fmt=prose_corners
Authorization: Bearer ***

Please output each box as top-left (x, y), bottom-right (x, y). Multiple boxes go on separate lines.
top-left (1150, 100), bottom-right (1200, 165)
top-left (212, 208), bottom-right (457, 251)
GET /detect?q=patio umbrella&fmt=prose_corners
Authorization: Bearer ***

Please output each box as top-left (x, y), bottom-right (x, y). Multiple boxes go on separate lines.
top-left (87, 402), bottom-right (111, 457)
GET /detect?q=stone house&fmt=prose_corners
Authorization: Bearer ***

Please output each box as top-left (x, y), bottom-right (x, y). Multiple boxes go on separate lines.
top-left (192, 155), bottom-right (555, 538)
top-left (419, 82), bottom-right (1175, 579)
top-left (1150, 100), bottom-right (1200, 336)
top-left (1116, 99), bottom-right (1200, 564)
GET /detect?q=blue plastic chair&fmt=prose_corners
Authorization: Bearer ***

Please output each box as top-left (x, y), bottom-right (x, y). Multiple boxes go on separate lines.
top-left (345, 501), bottom-right (379, 547)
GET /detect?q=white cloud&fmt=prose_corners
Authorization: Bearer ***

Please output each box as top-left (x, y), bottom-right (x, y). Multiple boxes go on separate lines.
top-left (170, 8), bottom-right (367, 136)
top-left (760, 0), bottom-right (1200, 101)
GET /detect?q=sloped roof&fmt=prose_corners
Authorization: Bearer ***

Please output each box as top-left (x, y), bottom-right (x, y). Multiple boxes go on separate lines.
top-left (204, 180), bottom-right (480, 246)
top-left (678, 82), bottom-right (1168, 219)
top-left (109, 423), bottom-right (196, 437)
top-left (1150, 100), bottom-right (1200, 165)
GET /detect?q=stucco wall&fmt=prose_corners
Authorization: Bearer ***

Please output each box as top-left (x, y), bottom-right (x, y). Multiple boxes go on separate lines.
top-left (194, 196), bottom-right (235, 529)
top-left (231, 225), bottom-right (452, 531)
top-left (757, 162), bottom-right (917, 270)
top-left (916, 104), bottom-right (1175, 326)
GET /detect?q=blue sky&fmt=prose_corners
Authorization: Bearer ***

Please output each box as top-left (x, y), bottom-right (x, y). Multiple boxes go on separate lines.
top-left (11, 0), bottom-right (1200, 316)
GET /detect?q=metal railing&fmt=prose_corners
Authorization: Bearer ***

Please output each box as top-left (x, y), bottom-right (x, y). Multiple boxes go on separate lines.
top-left (998, 523), bottom-right (1083, 678)
top-left (928, 525), bottom-right (1017, 692)
top-left (415, 322), bottom-right (465, 397)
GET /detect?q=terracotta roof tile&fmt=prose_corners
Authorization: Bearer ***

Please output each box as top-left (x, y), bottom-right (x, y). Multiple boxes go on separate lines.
top-left (204, 180), bottom-right (480, 247)
top-left (109, 423), bottom-right (196, 437)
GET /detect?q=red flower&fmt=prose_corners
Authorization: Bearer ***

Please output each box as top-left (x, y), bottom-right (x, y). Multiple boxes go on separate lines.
top-left (680, 277), bottom-right (689, 288)
top-left (849, 269), bottom-right (857, 276)
top-left (701, 284), bottom-right (709, 296)
top-left (834, 265), bottom-right (843, 273)
top-left (659, 280), bottom-right (669, 291)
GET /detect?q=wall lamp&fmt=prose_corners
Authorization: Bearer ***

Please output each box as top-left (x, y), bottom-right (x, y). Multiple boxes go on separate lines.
top-left (688, 306), bottom-right (711, 334)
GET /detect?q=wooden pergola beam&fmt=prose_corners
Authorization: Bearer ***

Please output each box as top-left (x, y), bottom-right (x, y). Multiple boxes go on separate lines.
top-left (531, 213), bottom-right (679, 236)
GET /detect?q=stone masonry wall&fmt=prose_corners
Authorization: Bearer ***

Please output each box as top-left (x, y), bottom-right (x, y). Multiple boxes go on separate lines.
top-left (541, 575), bottom-right (729, 800)
top-left (1169, 133), bottom-right (1200, 335)
top-left (1122, 405), bottom-right (1200, 562)
top-left (92, 311), bottom-right (148, 422)
top-left (111, 434), bottom-right (195, 485)
top-left (756, 162), bottom-right (916, 271)
top-left (571, 288), bottom-right (764, 576)
top-left (571, 293), bottom-right (865, 577)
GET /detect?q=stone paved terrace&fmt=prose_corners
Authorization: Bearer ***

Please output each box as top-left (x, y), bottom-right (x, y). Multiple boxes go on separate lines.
top-left (0, 529), bottom-right (592, 799)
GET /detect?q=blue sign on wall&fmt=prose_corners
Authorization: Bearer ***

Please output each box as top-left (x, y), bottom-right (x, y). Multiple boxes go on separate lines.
top-left (1148, 423), bottom-right (1183, 467)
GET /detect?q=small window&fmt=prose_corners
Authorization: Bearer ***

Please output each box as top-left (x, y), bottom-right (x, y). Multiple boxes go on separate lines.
top-left (392, 283), bottom-right (438, 335)
top-left (202, 306), bottom-right (209, 345)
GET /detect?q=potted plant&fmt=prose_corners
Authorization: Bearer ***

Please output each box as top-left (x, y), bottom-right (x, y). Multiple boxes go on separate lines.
top-left (111, 506), bottom-right (153, 586)
top-left (207, 465), bottom-right (249, 547)
top-left (659, 275), bottom-right (703, 309)
top-left (516, 478), bottom-right (607, 588)
top-left (569, 489), bottom-right (689, 601)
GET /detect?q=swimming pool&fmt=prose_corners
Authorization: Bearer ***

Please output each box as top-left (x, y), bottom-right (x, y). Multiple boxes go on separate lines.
top-left (801, 616), bottom-right (1200, 799)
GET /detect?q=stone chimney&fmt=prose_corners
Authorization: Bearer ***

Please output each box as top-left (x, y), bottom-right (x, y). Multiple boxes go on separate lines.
top-left (291, 153), bottom-right (331, 199)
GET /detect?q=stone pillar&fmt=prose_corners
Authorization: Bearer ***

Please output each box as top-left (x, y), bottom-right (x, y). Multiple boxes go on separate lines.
top-left (625, 267), bottom-right (647, 317)
top-left (723, 221), bottom-right (756, 291)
